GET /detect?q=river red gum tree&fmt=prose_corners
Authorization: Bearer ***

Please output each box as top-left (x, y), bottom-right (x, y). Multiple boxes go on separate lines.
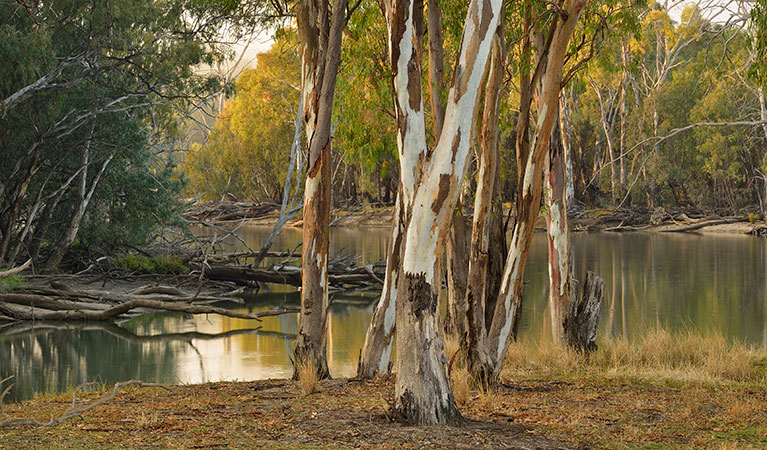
top-left (390, 0), bottom-right (503, 424)
top-left (294, 0), bottom-right (349, 380)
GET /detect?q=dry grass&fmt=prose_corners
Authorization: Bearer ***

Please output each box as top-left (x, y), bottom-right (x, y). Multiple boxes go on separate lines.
top-left (502, 328), bottom-right (767, 386)
top-left (296, 359), bottom-right (320, 396)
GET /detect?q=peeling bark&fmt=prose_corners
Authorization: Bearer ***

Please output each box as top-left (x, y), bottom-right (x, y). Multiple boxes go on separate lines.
top-left (465, 31), bottom-right (504, 380)
top-left (390, 0), bottom-right (502, 424)
top-left (544, 114), bottom-right (573, 345)
top-left (357, 193), bottom-right (404, 378)
top-left (357, 0), bottom-right (428, 379)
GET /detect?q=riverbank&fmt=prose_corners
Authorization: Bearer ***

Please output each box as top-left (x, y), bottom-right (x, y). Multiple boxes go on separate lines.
top-left (2, 330), bottom-right (765, 449)
top-left (185, 201), bottom-right (767, 235)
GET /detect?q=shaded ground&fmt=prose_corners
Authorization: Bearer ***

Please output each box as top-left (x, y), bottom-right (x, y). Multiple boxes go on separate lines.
top-left (2, 369), bottom-right (766, 449)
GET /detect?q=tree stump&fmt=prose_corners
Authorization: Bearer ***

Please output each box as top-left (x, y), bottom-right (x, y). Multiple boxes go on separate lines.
top-left (564, 271), bottom-right (605, 354)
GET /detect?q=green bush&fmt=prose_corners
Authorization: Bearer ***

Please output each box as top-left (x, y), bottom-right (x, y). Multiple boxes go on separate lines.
top-left (0, 275), bottom-right (25, 292)
top-left (114, 255), bottom-right (188, 274)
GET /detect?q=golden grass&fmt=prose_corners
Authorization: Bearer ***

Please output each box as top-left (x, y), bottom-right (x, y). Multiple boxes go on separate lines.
top-left (501, 328), bottom-right (767, 386)
top-left (296, 360), bottom-right (321, 396)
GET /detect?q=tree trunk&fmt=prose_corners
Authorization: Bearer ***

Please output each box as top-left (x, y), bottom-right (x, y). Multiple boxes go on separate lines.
top-left (544, 113), bottom-right (573, 344)
top-left (560, 90), bottom-right (575, 207)
top-left (390, 0), bottom-right (501, 424)
top-left (293, 0), bottom-right (348, 381)
top-left (357, 0), bottom-right (430, 380)
top-left (357, 194), bottom-right (404, 378)
top-left (563, 271), bottom-right (604, 354)
top-left (46, 130), bottom-right (114, 271)
top-left (465, 32), bottom-right (504, 380)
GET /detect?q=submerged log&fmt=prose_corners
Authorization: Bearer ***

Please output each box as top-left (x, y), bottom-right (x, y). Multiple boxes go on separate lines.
top-left (205, 264), bottom-right (385, 288)
top-left (563, 271), bottom-right (604, 354)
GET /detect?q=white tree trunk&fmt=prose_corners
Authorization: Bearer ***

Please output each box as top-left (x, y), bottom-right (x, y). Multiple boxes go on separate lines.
top-left (390, 0), bottom-right (502, 424)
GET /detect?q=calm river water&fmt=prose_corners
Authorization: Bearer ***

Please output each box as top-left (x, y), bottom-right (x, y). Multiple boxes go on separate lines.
top-left (1, 226), bottom-right (765, 400)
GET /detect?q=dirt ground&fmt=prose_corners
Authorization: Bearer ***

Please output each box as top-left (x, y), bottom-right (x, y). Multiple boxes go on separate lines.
top-left (2, 371), bottom-right (765, 449)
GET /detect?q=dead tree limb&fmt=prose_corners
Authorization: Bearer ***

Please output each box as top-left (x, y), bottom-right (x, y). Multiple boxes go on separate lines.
top-left (0, 378), bottom-right (176, 428)
top-left (659, 217), bottom-right (744, 232)
top-left (0, 260), bottom-right (31, 279)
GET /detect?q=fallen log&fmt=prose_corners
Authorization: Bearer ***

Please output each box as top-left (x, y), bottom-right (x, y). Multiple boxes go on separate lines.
top-left (205, 264), bottom-right (385, 288)
top-left (0, 297), bottom-right (298, 322)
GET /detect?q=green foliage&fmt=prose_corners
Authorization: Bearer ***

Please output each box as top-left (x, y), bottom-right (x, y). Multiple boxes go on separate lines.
top-left (0, 0), bottom-right (263, 266)
top-left (114, 255), bottom-right (189, 274)
top-left (183, 31), bottom-right (301, 202)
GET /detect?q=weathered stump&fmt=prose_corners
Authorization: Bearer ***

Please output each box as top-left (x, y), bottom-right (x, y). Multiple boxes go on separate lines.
top-left (564, 271), bottom-right (604, 354)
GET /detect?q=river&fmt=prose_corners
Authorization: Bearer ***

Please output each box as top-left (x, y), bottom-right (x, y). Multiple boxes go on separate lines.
top-left (1, 226), bottom-right (765, 401)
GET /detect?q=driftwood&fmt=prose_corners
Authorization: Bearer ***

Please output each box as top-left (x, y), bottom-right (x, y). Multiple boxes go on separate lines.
top-left (183, 201), bottom-right (277, 222)
top-left (0, 321), bottom-right (296, 342)
top-left (564, 271), bottom-right (604, 354)
top-left (659, 217), bottom-right (744, 233)
top-left (0, 259), bottom-right (31, 279)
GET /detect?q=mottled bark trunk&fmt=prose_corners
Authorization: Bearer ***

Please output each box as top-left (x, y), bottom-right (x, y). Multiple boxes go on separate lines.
top-left (357, 193), bottom-right (403, 378)
top-left (444, 204), bottom-right (468, 341)
top-left (391, 0), bottom-right (501, 424)
top-left (544, 114), bottom-right (573, 345)
top-left (293, 0), bottom-right (348, 380)
top-left (357, 0), bottom-right (428, 380)
top-left (485, 0), bottom-right (587, 381)
top-left (465, 32), bottom-right (503, 380)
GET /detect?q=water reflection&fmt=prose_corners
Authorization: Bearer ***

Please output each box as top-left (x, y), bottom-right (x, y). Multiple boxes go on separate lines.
top-left (1, 226), bottom-right (765, 401)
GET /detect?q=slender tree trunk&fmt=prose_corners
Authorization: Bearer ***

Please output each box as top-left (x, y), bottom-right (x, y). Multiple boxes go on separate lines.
top-left (544, 113), bottom-right (573, 344)
top-left (357, 193), bottom-right (403, 378)
top-left (0, 148), bottom-right (40, 263)
top-left (560, 91), bottom-right (575, 207)
top-left (485, 0), bottom-right (587, 382)
top-left (466, 31), bottom-right (504, 379)
top-left (391, 0), bottom-right (501, 424)
top-left (46, 127), bottom-right (114, 271)
top-left (293, 0), bottom-right (348, 380)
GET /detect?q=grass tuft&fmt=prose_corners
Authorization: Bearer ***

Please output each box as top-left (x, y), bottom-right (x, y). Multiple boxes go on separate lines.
top-left (297, 360), bottom-right (321, 397)
top-left (0, 275), bottom-right (24, 291)
top-left (114, 254), bottom-right (188, 274)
